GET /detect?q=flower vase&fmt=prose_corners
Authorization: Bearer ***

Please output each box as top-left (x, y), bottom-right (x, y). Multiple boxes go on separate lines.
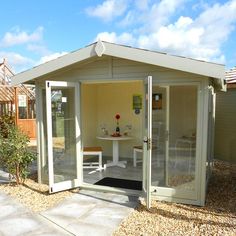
top-left (116, 122), bottom-right (120, 135)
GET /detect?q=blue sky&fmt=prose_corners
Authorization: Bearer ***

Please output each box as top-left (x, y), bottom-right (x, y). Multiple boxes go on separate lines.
top-left (0, 0), bottom-right (236, 73)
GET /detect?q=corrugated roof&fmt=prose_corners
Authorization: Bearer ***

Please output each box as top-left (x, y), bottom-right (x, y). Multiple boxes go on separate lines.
top-left (225, 67), bottom-right (236, 84)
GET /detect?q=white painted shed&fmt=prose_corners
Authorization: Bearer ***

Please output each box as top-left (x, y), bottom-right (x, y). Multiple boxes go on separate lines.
top-left (12, 41), bottom-right (225, 207)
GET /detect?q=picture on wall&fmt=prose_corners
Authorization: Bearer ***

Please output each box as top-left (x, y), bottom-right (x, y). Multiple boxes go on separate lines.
top-left (133, 94), bottom-right (142, 109)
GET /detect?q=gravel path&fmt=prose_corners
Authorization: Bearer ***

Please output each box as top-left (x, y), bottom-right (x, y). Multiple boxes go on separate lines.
top-left (113, 160), bottom-right (236, 236)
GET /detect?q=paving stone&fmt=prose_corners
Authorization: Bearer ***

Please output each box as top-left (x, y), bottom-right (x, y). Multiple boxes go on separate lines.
top-left (0, 192), bottom-right (70, 236)
top-left (42, 190), bottom-right (138, 236)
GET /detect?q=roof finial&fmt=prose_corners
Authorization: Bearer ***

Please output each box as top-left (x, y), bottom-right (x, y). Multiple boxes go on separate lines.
top-left (95, 39), bottom-right (105, 57)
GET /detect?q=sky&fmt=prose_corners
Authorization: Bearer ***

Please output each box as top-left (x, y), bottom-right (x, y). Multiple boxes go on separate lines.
top-left (0, 0), bottom-right (236, 73)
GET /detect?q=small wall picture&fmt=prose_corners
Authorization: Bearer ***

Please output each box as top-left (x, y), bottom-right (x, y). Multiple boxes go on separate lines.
top-left (133, 94), bottom-right (142, 110)
top-left (152, 93), bottom-right (162, 110)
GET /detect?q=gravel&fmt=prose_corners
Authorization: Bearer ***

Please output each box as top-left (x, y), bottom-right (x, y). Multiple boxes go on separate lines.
top-left (113, 160), bottom-right (236, 236)
top-left (0, 160), bottom-right (235, 235)
top-left (0, 174), bottom-right (74, 212)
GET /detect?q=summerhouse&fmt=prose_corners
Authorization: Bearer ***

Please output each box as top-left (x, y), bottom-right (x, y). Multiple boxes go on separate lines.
top-left (11, 41), bottom-right (225, 207)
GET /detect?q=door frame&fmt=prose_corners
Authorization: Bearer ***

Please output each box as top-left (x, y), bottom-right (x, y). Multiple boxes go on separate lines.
top-left (46, 80), bottom-right (82, 193)
top-left (150, 80), bottom-right (203, 203)
top-left (78, 78), bottom-right (148, 197)
top-left (142, 76), bottom-right (152, 208)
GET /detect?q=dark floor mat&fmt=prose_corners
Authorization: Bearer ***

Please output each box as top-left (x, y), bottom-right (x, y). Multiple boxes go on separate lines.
top-left (94, 177), bottom-right (142, 190)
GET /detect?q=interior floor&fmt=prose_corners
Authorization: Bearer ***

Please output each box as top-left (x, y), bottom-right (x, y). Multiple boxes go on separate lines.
top-left (83, 151), bottom-right (196, 191)
top-left (83, 156), bottom-right (142, 185)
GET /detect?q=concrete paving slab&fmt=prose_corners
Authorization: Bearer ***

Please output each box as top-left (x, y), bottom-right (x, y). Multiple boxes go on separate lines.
top-left (42, 190), bottom-right (138, 236)
top-left (0, 191), bottom-right (71, 236)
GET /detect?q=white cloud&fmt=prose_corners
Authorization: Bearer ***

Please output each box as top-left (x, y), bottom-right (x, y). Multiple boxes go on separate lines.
top-left (86, 0), bottom-right (128, 22)
top-left (95, 32), bottom-right (135, 45)
top-left (0, 27), bottom-right (43, 47)
top-left (93, 0), bottom-right (236, 64)
top-left (138, 0), bottom-right (188, 33)
top-left (37, 52), bottom-right (68, 65)
top-left (27, 44), bottom-right (50, 55)
top-left (0, 51), bottom-right (35, 73)
top-left (135, 0), bottom-right (150, 10)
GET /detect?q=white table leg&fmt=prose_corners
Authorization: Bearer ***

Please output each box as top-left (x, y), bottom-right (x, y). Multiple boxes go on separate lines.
top-left (113, 140), bottom-right (119, 164)
top-left (105, 140), bottom-right (126, 168)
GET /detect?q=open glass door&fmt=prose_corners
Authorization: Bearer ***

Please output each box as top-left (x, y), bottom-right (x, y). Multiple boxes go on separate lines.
top-left (142, 76), bottom-right (152, 209)
top-left (46, 81), bottom-right (81, 193)
top-left (151, 84), bottom-right (199, 202)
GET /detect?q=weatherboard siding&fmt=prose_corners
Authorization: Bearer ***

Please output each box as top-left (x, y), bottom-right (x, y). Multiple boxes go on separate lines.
top-left (215, 89), bottom-right (236, 163)
top-left (39, 56), bottom-right (206, 84)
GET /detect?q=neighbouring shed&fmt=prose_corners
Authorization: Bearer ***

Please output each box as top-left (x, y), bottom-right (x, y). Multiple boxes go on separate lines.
top-left (0, 59), bottom-right (36, 139)
top-left (215, 67), bottom-right (236, 163)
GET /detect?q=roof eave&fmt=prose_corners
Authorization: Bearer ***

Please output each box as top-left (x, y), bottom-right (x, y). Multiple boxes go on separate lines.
top-left (11, 43), bottom-right (97, 86)
top-left (102, 42), bottom-right (225, 80)
top-left (11, 41), bottom-right (225, 86)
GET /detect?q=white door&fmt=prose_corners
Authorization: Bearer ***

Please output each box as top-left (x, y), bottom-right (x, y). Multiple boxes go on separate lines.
top-left (46, 81), bottom-right (81, 193)
top-left (142, 76), bottom-right (152, 209)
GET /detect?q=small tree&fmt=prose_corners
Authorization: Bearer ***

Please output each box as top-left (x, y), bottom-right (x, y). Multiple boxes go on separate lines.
top-left (0, 123), bottom-right (36, 185)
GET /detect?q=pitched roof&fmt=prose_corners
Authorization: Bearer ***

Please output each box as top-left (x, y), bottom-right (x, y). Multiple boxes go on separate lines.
top-left (225, 67), bottom-right (236, 84)
top-left (0, 59), bottom-right (14, 85)
top-left (11, 41), bottom-right (225, 86)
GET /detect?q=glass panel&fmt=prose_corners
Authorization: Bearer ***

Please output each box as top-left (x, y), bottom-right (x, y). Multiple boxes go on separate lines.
top-left (51, 87), bottom-right (77, 183)
top-left (42, 89), bottom-right (48, 182)
top-left (152, 85), bottom-right (198, 192)
top-left (151, 86), bottom-right (167, 186)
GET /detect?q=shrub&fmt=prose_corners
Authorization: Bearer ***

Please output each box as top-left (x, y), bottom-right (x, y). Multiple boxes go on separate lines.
top-left (0, 115), bottom-right (15, 138)
top-left (0, 123), bottom-right (36, 185)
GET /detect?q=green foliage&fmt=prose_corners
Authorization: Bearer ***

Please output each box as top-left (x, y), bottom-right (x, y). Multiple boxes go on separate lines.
top-left (0, 122), bottom-right (36, 185)
top-left (0, 115), bottom-right (15, 138)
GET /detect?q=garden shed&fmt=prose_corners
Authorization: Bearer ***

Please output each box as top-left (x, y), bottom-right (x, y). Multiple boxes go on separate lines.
top-left (215, 67), bottom-right (236, 163)
top-left (11, 41), bottom-right (225, 207)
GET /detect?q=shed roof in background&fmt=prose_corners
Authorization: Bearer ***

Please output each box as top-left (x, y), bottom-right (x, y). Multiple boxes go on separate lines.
top-left (225, 67), bottom-right (236, 84)
top-left (11, 41), bottom-right (225, 88)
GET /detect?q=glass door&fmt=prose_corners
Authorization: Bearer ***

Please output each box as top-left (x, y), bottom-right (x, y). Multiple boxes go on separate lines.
top-left (142, 76), bottom-right (152, 209)
top-left (151, 84), bottom-right (199, 200)
top-left (46, 81), bottom-right (81, 193)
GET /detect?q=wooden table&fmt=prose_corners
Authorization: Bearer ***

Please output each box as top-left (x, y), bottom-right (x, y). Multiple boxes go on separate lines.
top-left (97, 135), bottom-right (133, 168)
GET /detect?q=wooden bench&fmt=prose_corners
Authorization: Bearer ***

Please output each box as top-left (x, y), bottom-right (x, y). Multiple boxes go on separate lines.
top-left (133, 145), bottom-right (143, 167)
top-left (83, 147), bottom-right (104, 172)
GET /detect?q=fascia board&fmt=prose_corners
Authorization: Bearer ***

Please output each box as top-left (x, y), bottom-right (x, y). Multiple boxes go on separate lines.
top-left (103, 42), bottom-right (225, 80)
top-left (11, 44), bottom-right (96, 86)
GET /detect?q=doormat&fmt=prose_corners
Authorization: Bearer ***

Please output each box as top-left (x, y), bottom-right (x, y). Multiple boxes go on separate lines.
top-left (94, 177), bottom-right (142, 191)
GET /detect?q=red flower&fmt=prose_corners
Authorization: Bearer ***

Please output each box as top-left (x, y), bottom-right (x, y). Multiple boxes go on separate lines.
top-left (115, 114), bottom-right (120, 120)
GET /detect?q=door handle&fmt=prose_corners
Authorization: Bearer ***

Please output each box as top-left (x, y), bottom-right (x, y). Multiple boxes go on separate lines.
top-left (143, 137), bottom-right (152, 150)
